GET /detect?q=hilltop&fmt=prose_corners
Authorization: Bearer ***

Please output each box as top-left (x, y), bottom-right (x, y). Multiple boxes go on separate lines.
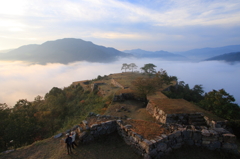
top-left (1, 71), bottom-right (239, 159)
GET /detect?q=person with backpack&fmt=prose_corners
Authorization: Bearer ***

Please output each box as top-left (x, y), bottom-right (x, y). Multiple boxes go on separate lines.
top-left (65, 133), bottom-right (72, 154)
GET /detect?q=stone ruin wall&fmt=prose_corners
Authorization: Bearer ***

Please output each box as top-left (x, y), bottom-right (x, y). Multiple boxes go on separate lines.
top-left (146, 101), bottom-right (227, 129)
top-left (111, 78), bottom-right (124, 89)
top-left (71, 114), bottom-right (239, 159)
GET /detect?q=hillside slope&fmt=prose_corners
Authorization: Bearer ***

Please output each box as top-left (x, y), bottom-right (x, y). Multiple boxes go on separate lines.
top-left (0, 38), bottom-right (131, 64)
top-left (205, 52), bottom-right (240, 62)
top-left (0, 132), bottom-right (141, 159)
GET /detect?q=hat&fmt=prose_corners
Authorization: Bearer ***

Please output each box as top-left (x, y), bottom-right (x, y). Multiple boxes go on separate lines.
top-left (66, 133), bottom-right (69, 136)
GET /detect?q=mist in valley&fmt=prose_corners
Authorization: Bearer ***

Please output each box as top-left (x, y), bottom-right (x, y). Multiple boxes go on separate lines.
top-left (1, 58), bottom-right (239, 107)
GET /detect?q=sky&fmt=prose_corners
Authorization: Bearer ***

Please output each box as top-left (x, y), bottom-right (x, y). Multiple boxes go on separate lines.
top-left (0, 59), bottom-right (239, 107)
top-left (0, 0), bottom-right (240, 52)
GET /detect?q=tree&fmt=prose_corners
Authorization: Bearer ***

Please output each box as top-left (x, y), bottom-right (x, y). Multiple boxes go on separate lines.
top-left (0, 103), bottom-right (10, 151)
top-left (199, 89), bottom-right (240, 120)
top-left (129, 63), bottom-right (138, 72)
top-left (162, 80), bottom-right (204, 103)
top-left (132, 77), bottom-right (157, 101)
top-left (154, 69), bottom-right (177, 88)
top-left (141, 63), bottom-right (156, 75)
top-left (121, 63), bottom-right (130, 72)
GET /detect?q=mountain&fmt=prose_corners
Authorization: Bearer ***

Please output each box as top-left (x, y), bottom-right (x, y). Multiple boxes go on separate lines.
top-left (0, 49), bottom-right (14, 53)
top-left (176, 45), bottom-right (240, 61)
top-left (205, 52), bottom-right (240, 62)
top-left (124, 49), bottom-right (188, 61)
top-left (0, 38), bottom-right (131, 64)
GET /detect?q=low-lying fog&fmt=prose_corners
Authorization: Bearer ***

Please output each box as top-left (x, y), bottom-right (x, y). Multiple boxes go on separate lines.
top-left (1, 58), bottom-right (239, 107)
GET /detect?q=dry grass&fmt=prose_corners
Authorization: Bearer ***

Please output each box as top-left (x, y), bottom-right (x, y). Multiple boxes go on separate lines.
top-left (104, 100), bottom-right (155, 122)
top-left (124, 119), bottom-right (169, 139)
top-left (110, 72), bottom-right (147, 89)
top-left (147, 91), bottom-right (169, 100)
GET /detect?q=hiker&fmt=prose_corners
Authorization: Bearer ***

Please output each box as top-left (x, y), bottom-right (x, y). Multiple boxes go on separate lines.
top-left (70, 131), bottom-right (77, 149)
top-left (65, 133), bottom-right (72, 154)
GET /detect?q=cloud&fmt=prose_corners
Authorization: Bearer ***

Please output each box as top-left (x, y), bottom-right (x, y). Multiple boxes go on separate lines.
top-left (0, 59), bottom-right (240, 107)
top-left (0, 0), bottom-right (240, 51)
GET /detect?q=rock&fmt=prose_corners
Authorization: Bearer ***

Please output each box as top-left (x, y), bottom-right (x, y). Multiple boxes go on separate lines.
top-left (71, 125), bottom-right (79, 131)
top-left (82, 120), bottom-right (88, 126)
top-left (157, 143), bottom-right (167, 151)
top-left (208, 141), bottom-right (221, 150)
top-left (171, 143), bottom-right (182, 149)
top-left (88, 112), bottom-right (95, 116)
top-left (79, 131), bottom-right (87, 139)
top-left (201, 129), bottom-right (210, 136)
top-left (54, 133), bottom-right (62, 139)
top-left (222, 143), bottom-right (238, 150)
top-left (185, 139), bottom-right (194, 146)
top-left (135, 134), bottom-right (144, 142)
top-left (213, 128), bottom-right (229, 134)
top-left (77, 127), bottom-right (83, 133)
top-left (165, 147), bottom-right (172, 154)
top-left (149, 149), bottom-right (158, 157)
top-left (192, 131), bottom-right (202, 140)
top-left (124, 124), bottom-right (132, 129)
top-left (183, 130), bottom-right (192, 140)
top-left (116, 109), bottom-right (120, 112)
top-left (143, 154), bottom-right (152, 159)
top-left (222, 134), bottom-right (236, 143)
top-left (65, 129), bottom-right (71, 133)
top-left (2, 149), bottom-right (15, 154)
top-left (85, 125), bottom-right (90, 130)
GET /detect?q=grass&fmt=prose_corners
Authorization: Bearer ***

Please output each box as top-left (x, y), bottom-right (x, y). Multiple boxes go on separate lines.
top-left (0, 132), bottom-right (141, 159)
top-left (110, 72), bottom-right (147, 89)
top-left (104, 100), bottom-right (155, 122)
top-left (150, 98), bottom-right (223, 121)
top-left (124, 119), bottom-right (168, 139)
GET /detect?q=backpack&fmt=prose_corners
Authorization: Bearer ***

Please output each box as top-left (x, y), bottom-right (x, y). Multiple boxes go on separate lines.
top-left (65, 137), bottom-right (72, 144)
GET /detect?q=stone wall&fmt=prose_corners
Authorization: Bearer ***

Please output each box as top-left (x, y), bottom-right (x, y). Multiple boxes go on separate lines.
top-left (91, 82), bottom-right (105, 92)
top-left (117, 122), bottom-right (239, 158)
top-left (204, 116), bottom-right (227, 128)
top-left (72, 114), bottom-right (239, 159)
top-left (146, 101), bottom-right (227, 128)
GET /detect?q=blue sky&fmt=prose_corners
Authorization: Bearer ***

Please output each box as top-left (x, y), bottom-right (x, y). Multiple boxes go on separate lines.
top-left (0, 0), bottom-right (240, 52)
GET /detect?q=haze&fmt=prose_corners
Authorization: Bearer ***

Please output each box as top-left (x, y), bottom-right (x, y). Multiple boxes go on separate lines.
top-left (0, 59), bottom-right (239, 106)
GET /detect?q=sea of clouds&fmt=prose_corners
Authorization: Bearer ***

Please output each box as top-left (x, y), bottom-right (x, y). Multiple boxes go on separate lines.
top-left (0, 58), bottom-right (239, 107)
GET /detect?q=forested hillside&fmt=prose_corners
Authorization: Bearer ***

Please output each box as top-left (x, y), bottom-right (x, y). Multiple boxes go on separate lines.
top-left (0, 82), bottom-right (109, 151)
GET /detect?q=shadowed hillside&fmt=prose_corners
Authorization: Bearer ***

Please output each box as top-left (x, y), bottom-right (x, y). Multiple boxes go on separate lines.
top-left (205, 52), bottom-right (240, 62)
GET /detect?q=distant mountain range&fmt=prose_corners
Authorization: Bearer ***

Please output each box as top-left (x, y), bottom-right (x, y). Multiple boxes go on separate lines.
top-left (123, 49), bottom-right (188, 61)
top-left (175, 45), bottom-right (240, 61)
top-left (1, 38), bottom-right (239, 64)
top-left (205, 52), bottom-right (240, 62)
top-left (0, 38), bottom-right (131, 64)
